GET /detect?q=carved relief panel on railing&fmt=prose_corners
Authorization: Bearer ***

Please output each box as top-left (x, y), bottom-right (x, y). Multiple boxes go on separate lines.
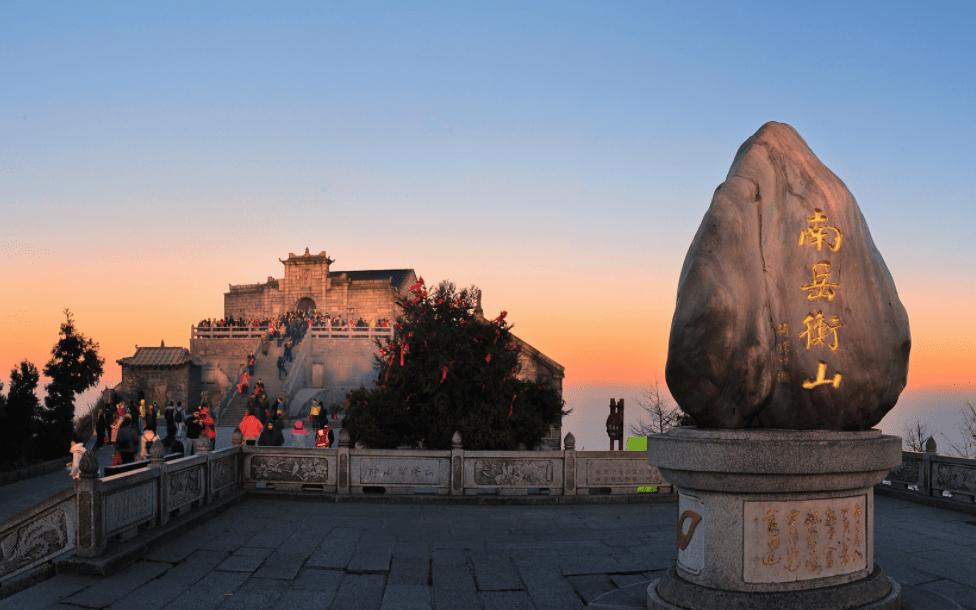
top-left (471, 458), bottom-right (555, 486)
top-left (887, 457), bottom-right (921, 486)
top-left (249, 455), bottom-right (330, 483)
top-left (212, 456), bottom-right (237, 491)
top-left (0, 496), bottom-right (77, 583)
top-left (104, 483), bottom-right (156, 536)
top-left (167, 466), bottom-right (205, 510)
top-left (934, 462), bottom-right (976, 496)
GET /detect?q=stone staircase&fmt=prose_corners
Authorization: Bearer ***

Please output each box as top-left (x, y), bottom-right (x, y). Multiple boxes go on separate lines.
top-left (218, 339), bottom-right (293, 426)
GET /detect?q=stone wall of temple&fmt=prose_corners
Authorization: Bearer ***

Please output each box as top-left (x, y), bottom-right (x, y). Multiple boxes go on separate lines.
top-left (118, 364), bottom-right (201, 411)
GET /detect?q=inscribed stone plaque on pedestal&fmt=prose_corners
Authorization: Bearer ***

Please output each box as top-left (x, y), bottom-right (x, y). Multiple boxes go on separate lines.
top-left (743, 495), bottom-right (867, 583)
top-left (677, 492), bottom-right (705, 575)
top-left (665, 122), bottom-right (911, 430)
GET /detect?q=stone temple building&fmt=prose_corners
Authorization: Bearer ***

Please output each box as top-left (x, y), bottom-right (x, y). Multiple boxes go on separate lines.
top-left (223, 247), bottom-right (417, 323)
top-left (115, 342), bottom-right (203, 410)
top-left (189, 248), bottom-right (566, 448)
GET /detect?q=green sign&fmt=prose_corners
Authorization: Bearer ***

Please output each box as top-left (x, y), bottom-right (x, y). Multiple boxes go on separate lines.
top-left (626, 437), bottom-right (648, 451)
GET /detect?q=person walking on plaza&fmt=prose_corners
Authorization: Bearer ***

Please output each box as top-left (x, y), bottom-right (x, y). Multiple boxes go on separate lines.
top-left (185, 407), bottom-right (202, 456)
top-left (174, 401), bottom-right (187, 444)
top-left (116, 415), bottom-right (139, 464)
top-left (160, 431), bottom-right (185, 457)
top-left (239, 411), bottom-right (263, 446)
top-left (139, 425), bottom-right (159, 461)
top-left (163, 401), bottom-right (177, 438)
top-left (68, 436), bottom-right (87, 479)
top-left (198, 406), bottom-right (216, 451)
top-left (314, 422), bottom-right (333, 448)
top-left (258, 419), bottom-right (284, 446)
top-left (290, 420), bottom-right (308, 448)
top-left (95, 410), bottom-right (107, 450)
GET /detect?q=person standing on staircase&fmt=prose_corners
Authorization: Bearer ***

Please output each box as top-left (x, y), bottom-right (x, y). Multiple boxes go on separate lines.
top-left (277, 355), bottom-right (287, 380)
top-left (247, 352), bottom-right (255, 377)
top-left (284, 337), bottom-right (293, 363)
top-left (309, 400), bottom-right (322, 432)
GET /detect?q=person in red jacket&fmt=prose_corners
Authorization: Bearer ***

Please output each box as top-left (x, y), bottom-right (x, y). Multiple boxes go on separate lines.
top-left (239, 412), bottom-right (263, 446)
top-left (198, 406), bottom-right (216, 451)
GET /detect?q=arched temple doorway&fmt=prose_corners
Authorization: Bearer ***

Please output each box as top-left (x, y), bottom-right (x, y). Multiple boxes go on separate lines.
top-left (296, 297), bottom-right (316, 312)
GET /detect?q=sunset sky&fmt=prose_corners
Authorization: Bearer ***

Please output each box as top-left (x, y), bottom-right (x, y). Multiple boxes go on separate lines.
top-left (2, 3), bottom-right (974, 450)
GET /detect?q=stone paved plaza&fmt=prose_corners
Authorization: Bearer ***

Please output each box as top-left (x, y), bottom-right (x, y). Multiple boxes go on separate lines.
top-left (2, 494), bottom-right (975, 610)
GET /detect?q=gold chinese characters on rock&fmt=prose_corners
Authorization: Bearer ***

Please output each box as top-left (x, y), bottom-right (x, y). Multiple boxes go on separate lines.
top-left (744, 496), bottom-right (867, 584)
top-left (779, 208), bottom-right (845, 389)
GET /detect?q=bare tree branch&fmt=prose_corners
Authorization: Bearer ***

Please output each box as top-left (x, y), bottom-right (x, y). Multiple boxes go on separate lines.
top-left (627, 380), bottom-right (685, 436)
top-left (942, 400), bottom-right (976, 458)
top-left (900, 418), bottom-right (929, 452)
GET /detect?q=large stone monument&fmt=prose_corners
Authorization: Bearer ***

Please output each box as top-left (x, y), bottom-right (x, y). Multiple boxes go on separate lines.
top-left (647, 122), bottom-right (908, 609)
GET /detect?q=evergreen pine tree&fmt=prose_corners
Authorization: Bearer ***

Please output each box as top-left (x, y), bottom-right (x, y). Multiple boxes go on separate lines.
top-left (344, 279), bottom-right (565, 450)
top-left (1, 361), bottom-right (41, 468)
top-left (39, 310), bottom-right (104, 460)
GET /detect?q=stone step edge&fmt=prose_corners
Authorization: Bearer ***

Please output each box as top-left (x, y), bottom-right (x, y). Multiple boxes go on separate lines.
top-left (247, 489), bottom-right (678, 506)
top-left (56, 489), bottom-right (247, 578)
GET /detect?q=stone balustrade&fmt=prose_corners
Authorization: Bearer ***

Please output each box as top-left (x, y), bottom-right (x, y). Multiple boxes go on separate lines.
top-left (0, 431), bottom-right (670, 579)
top-left (880, 438), bottom-right (976, 505)
top-left (191, 325), bottom-right (393, 340)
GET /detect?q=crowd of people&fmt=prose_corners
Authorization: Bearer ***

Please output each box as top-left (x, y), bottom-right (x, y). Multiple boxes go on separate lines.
top-left (238, 397), bottom-right (337, 449)
top-left (198, 310), bottom-right (392, 337)
top-left (89, 399), bottom-right (217, 469)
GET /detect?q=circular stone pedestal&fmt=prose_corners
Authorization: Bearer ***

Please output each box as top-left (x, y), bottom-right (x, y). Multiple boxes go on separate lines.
top-left (645, 427), bottom-right (902, 610)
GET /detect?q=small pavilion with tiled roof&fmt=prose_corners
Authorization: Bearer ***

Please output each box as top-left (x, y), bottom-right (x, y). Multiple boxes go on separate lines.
top-left (116, 341), bottom-right (203, 410)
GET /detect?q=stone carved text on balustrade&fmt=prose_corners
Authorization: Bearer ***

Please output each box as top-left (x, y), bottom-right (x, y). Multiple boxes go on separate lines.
top-left (250, 455), bottom-right (329, 482)
top-left (168, 467), bottom-right (203, 507)
top-left (0, 501), bottom-right (76, 581)
top-left (212, 457), bottom-right (236, 490)
top-left (935, 463), bottom-right (976, 495)
top-left (104, 484), bottom-right (155, 534)
top-left (888, 458), bottom-right (921, 485)
top-left (360, 458), bottom-right (441, 485)
top-left (584, 460), bottom-right (661, 486)
top-left (743, 495), bottom-right (867, 584)
top-left (473, 459), bottom-right (553, 486)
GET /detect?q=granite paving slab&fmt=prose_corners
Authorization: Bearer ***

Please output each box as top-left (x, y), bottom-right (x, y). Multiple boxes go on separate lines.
top-left (289, 567), bottom-right (344, 595)
top-left (470, 552), bottom-right (524, 591)
top-left (0, 574), bottom-right (98, 610)
top-left (389, 556), bottom-right (430, 585)
top-left (104, 551), bottom-right (229, 610)
top-left (215, 547), bottom-right (273, 573)
top-left (346, 535), bottom-right (394, 573)
top-left (480, 590), bottom-right (537, 610)
top-left (379, 583), bottom-right (431, 610)
top-left (432, 564), bottom-right (481, 610)
top-left (268, 589), bottom-right (321, 610)
top-left (214, 577), bottom-right (288, 610)
top-left (159, 570), bottom-right (247, 610)
top-left (61, 561), bottom-right (171, 608)
top-left (517, 564), bottom-right (585, 610)
top-left (305, 527), bottom-right (363, 569)
top-left (567, 573), bottom-right (617, 604)
top-left (330, 573), bottom-right (386, 610)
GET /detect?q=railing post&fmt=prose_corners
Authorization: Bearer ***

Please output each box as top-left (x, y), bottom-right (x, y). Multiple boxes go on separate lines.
top-left (337, 429), bottom-right (351, 494)
top-left (75, 450), bottom-right (105, 558)
top-left (148, 441), bottom-right (169, 526)
top-left (197, 436), bottom-right (213, 505)
top-left (450, 431), bottom-right (464, 496)
top-left (563, 432), bottom-right (576, 496)
top-left (921, 436), bottom-right (937, 496)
